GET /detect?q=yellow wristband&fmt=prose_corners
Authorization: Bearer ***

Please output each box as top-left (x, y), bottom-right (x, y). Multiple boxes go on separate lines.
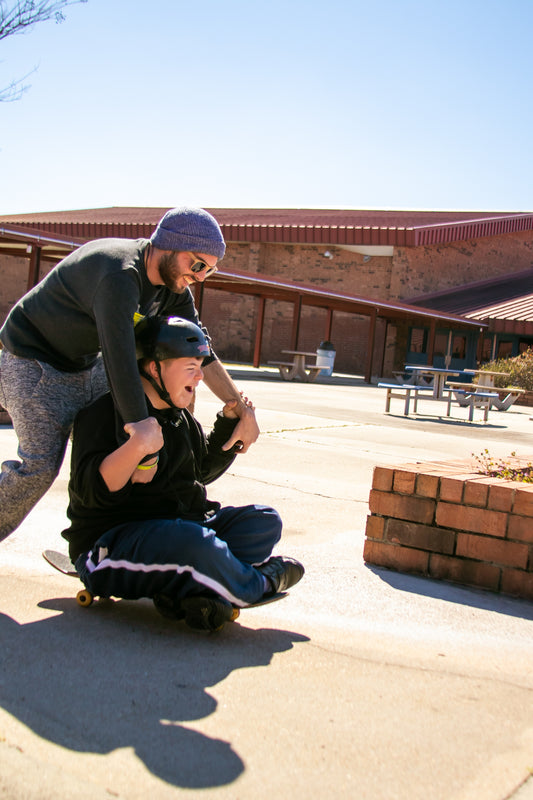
top-left (136, 455), bottom-right (159, 471)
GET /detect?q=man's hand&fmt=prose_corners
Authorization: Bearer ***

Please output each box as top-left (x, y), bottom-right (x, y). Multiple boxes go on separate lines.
top-left (221, 394), bottom-right (259, 453)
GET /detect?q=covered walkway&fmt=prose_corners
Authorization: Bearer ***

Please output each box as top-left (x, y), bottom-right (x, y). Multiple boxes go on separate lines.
top-left (0, 222), bottom-right (483, 381)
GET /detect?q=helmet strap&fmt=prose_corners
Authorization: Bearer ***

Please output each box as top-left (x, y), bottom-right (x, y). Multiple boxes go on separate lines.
top-left (139, 361), bottom-right (176, 409)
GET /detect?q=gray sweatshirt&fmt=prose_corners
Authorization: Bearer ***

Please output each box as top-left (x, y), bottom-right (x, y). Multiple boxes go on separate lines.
top-left (0, 238), bottom-right (215, 422)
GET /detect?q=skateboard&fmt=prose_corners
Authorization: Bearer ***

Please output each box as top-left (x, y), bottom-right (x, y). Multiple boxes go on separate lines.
top-left (42, 549), bottom-right (287, 619)
top-left (42, 549), bottom-right (94, 607)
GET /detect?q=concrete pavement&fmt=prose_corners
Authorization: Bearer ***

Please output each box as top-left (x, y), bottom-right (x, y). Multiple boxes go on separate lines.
top-left (1, 367), bottom-right (532, 800)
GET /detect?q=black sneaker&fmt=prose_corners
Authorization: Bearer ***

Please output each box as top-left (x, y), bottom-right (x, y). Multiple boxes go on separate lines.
top-left (181, 596), bottom-right (237, 631)
top-left (153, 593), bottom-right (185, 620)
top-left (154, 593), bottom-right (235, 632)
top-left (259, 556), bottom-right (304, 594)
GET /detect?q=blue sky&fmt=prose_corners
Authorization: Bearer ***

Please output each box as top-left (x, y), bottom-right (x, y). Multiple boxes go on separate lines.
top-left (0, 0), bottom-right (531, 214)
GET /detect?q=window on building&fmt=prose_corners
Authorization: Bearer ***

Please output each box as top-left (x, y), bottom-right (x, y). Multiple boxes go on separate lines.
top-left (434, 332), bottom-right (448, 357)
top-left (497, 340), bottom-right (513, 358)
top-left (451, 335), bottom-right (466, 359)
top-left (409, 328), bottom-right (427, 353)
top-left (519, 338), bottom-right (533, 354)
top-left (479, 336), bottom-right (495, 363)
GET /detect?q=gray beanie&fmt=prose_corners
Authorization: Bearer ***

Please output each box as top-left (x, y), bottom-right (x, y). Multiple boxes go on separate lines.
top-left (150, 207), bottom-right (226, 259)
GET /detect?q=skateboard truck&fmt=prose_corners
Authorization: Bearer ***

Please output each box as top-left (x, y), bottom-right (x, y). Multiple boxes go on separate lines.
top-left (42, 550), bottom-right (96, 606)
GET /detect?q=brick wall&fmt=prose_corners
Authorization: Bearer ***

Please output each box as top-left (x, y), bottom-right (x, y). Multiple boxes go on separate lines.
top-left (390, 230), bottom-right (533, 300)
top-left (219, 232), bottom-right (533, 306)
top-left (0, 254), bottom-right (54, 327)
top-left (515, 392), bottom-right (533, 408)
top-left (199, 233), bottom-right (533, 371)
top-left (0, 255), bottom-right (27, 326)
top-left (364, 457), bottom-right (533, 601)
top-left (1, 228), bottom-right (532, 373)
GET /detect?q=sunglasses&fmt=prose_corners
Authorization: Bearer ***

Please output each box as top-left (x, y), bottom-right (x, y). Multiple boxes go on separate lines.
top-left (186, 252), bottom-right (218, 279)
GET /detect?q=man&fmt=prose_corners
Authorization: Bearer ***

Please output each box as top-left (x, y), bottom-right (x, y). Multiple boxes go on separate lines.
top-left (0, 207), bottom-right (258, 541)
top-left (62, 315), bottom-right (304, 632)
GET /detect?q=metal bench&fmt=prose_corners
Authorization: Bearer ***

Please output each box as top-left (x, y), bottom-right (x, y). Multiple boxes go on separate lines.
top-left (446, 381), bottom-right (526, 412)
top-left (443, 388), bottom-right (498, 422)
top-left (378, 383), bottom-right (434, 416)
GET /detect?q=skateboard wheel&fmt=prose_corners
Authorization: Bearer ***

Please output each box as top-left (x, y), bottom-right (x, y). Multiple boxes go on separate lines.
top-left (230, 607), bottom-right (240, 622)
top-left (76, 589), bottom-right (94, 607)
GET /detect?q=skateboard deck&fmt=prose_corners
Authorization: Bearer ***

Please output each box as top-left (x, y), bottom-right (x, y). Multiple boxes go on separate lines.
top-left (43, 549), bottom-right (78, 577)
top-left (241, 592), bottom-right (287, 608)
top-left (43, 549), bottom-right (94, 606)
top-left (42, 549), bottom-right (288, 616)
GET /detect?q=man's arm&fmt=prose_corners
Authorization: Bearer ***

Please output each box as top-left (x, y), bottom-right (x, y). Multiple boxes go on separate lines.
top-left (93, 273), bottom-right (150, 424)
top-left (201, 360), bottom-right (259, 453)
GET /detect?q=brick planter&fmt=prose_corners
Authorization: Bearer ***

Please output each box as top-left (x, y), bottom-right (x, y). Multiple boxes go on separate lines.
top-left (0, 406), bottom-right (11, 425)
top-left (515, 390), bottom-right (533, 407)
top-left (364, 456), bottom-right (533, 601)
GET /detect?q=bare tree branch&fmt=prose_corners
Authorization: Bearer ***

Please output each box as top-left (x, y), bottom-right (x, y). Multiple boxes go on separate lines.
top-left (0, 0), bottom-right (87, 100)
top-left (0, 67), bottom-right (35, 100)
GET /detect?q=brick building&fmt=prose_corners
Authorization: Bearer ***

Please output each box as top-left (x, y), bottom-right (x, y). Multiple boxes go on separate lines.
top-left (1, 207), bottom-right (532, 377)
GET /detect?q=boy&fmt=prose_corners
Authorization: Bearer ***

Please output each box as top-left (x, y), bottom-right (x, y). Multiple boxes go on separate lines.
top-left (62, 315), bottom-right (304, 631)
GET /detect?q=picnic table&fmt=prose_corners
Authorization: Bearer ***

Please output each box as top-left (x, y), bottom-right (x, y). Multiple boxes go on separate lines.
top-left (402, 365), bottom-right (461, 399)
top-left (463, 369), bottom-right (511, 388)
top-left (378, 379), bottom-right (496, 422)
top-left (446, 377), bottom-right (525, 411)
top-left (268, 350), bottom-right (323, 382)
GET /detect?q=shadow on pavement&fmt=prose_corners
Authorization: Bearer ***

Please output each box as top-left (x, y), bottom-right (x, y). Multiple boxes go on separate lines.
top-left (226, 366), bottom-right (367, 387)
top-left (381, 412), bottom-right (507, 429)
top-left (0, 598), bottom-right (309, 789)
top-left (367, 564), bottom-right (533, 622)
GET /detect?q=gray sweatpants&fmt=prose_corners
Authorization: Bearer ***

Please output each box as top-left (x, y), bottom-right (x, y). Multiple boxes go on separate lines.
top-left (0, 349), bottom-right (108, 541)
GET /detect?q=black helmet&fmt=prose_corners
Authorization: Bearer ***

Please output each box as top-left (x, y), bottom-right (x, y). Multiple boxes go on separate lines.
top-left (135, 315), bottom-right (210, 362)
top-left (135, 315), bottom-right (209, 410)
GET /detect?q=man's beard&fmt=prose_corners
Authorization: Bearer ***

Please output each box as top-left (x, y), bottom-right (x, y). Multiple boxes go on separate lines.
top-left (157, 252), bottom-right (184, 293)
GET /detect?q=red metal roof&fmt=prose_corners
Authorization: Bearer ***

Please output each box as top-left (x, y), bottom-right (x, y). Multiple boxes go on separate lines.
top-left (0, 207), bottom-right (531, 247)
top-left (409, 268), bottom-right (533, 322)
top-left (471, 294), bottom-right (533, 322)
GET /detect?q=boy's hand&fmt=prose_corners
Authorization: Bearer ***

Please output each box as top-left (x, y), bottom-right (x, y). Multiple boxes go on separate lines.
top-left (99, 416), bottom-right (163, 492)
top-left (222, 399), bottom-right (239, 419)
top-left (124, 417), bottom-right (164, 484)
top-left (124, 417), bottom-right (164, 453)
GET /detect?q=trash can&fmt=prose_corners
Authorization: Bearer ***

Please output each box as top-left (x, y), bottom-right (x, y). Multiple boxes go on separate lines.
top-left (316, 340), bottom-right (336, 376)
